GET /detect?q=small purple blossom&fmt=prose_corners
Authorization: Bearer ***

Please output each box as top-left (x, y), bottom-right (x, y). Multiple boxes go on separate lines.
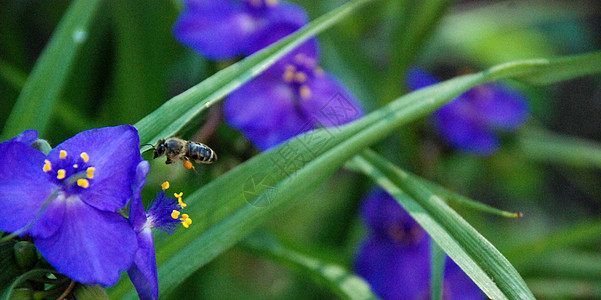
top-left (173, 0), bottom-right (312, 60)
top-left (127, 172), bottom-right (190, 300)
top-left (224, 52), bottom-right (364, 150)
top-left (8, 129), bottom-right (38, 146)
top-left (0, 126), bottom-right (143, 286)
top-left (354, 189), bottom-right (484, 300)
top-left (406, 67), bottom-right (529, 155)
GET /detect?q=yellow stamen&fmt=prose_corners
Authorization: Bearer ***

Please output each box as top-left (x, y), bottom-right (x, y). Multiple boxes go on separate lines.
top-left (77, 179), bottom-right (89, 188)
top-left (73, 164), bottom-right (78, 168)
top-left (161, 181), bottom-right (170, 190)
top-left (183, 160), bottom-right (194, 170)
top-left (294, 71), bottom-right (307, 83)
top-left (86, 167), bottom-right (95, 179)
top-left (314, 67), bottom-right (325, 76)
top-left (181, 214), bottom-right (189, 219)
top-left (174, 192), bottom-right (183, 199)
top-left (56, 169), bottom-right (66, 180)
top-left (283, 70), bottom-right (295, 83)
top-left (304, 58), bottom-right (316, 68)
top-left (299, 85), bottom-right (312, 99)
top-left (285, 65), bottom-right (296, 73)
top-left (43, 160), bottom-right (52, 172)
top-left (59, 150), bottom-right (68, 159)
top-left (265, 0), bottom-right (278, 7)
top-left (294, 53), bottom-right (306, 64)
top-left (80, 152), bottom-right (89, 163)
top-left (182, 217), bottom-right (192, 228)
top-left (178, 198), bottom-right (187, 208)
top-left (171, 210), bottom-right (181, 219)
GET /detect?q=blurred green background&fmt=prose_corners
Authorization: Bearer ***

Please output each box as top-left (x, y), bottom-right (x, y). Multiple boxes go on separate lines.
top-left (1, 0), bottom-right (601, 298)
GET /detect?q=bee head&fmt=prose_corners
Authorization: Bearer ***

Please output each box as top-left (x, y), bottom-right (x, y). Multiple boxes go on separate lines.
top-left (153, 139), bottom-right (166, 159)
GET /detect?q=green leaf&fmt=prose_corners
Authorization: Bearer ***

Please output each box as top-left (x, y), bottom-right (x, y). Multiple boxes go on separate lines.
top-left (243, 234), bottom-right (378, 300)
top-left (0, 0), bottom-right (103, 140)
top-left (346, 161), bottom-right (522, 218)
top-left (110, 50), bottom-right (601, 299)
top-left (1, 269), bottom-right (56, 300)
top-left (526, 279), bottom-right (601, 299)
top-left (352, 150), bottom-right (533, 299)
top-left (72, 284), bottom-right (109, 300)
top-left (430, 242), bottom-right (446, 300)
top-left (517, 126), bottom-right (601, 169)
top-left (504, 219), bottom-right (601, 267)
top-left (134, 0), bottom-right (378, 147)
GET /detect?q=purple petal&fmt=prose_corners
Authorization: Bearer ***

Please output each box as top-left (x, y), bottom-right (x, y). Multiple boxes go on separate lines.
top-left (467, 84), bottom-right (529, 131)
top-left (250, 25), bottom-right (319, 76)
top-left (50, 125), bottom-right (141, 212)
top-left (355, 237), bottom-right (431, 300)
top-left (444, 257), bottom-right (485, 300)
top-left (8, 129), bottom-right (38, 146)
top-left (224, 75), bottom-right (309, 150)
top-left (34, 198), bottom-right (137, 286)
top-left (301, 71), bottom-right (363, 128)
top-left (360, 189), bottom-right (424, 242)
top-left (128, 228), bottom-right (158, 300)
top-left (406, 67), bottom-right (440, 90)
top-left (434, 101), bottom-right (499, 155)
top-left (0, 142), bottom-right (57, 236)
top-left (130, 161), bottom-right (150, 231)
top-left (262, 2), bottom-right (309, 28)
top-left (173, 1), bottom-right (259, 59)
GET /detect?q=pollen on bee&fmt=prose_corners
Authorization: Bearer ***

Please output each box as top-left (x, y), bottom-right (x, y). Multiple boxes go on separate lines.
top-left (43, 160), bottom-right (52, 172)
top-left (80, 152), bottom-right (89, 163)
top-left (77, 179), bottom-right (90, 188)
top-left (59, 150), bottom-right (68, 159)
top-left (56, 169), bottom-right (66, 180)
top-left (86, 167), bottom-right (95, 179)
top-left (161, 181), bottom-right (170, 190)
top-left (183, 160), bottom-right (194, 170)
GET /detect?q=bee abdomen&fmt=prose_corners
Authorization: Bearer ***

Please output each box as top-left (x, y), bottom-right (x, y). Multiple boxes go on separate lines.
top-left (187, 142), bottom-right (217, 164)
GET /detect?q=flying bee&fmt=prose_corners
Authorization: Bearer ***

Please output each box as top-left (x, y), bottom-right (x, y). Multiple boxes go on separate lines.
top-left (143, 137), bottom-right (217, 169)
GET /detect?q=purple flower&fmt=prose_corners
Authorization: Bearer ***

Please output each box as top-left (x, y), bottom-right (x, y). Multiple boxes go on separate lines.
top-left (406, 67), bottom-right (529, 155)
top-left (0, 126), bottom-right (142, 286)
top-left (224, 52), bottom-right (364, 150)
top-left (354, 189), bottom-right (484, 300)
top-left (173, 0), bottom-right (312, 60)
top-left (128, 175), bottom-right (191, 300)
top-left (8, 129), bottom-right (38, 146)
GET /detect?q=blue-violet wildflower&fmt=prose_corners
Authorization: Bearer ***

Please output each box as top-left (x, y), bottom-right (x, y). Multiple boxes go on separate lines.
top-left (0, 125), bottom-right (143, 286)
top-left (128, 170), bottom-right (192, 300)
top-left (173, 0), bottom-right (314, 60)
top-left (224, 51), bottom-right (364, 150)
top-left (354, 189), bottom-right (484, 299)
top-left (406, 67), bottom-right (529, 155)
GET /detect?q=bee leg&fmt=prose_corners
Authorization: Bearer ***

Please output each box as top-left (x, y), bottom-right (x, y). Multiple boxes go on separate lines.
top-left (165, 158), bottom-right (173, 164)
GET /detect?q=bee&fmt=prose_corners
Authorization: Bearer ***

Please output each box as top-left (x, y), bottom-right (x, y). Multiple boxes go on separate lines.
top-left (144, 137), bottom-right (217, 168)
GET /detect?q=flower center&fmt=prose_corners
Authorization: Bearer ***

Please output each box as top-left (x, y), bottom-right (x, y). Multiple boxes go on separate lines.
top-left (387, 222), bottom-right (424, 246)
top-left (145, 182), bottom-right (193, 233)
top-left (42, 150), bottom-right (96, 193)
top-left (282, 53), bottom-right (324, 100)
top-left (243, 0), bottom-right (279, 10)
